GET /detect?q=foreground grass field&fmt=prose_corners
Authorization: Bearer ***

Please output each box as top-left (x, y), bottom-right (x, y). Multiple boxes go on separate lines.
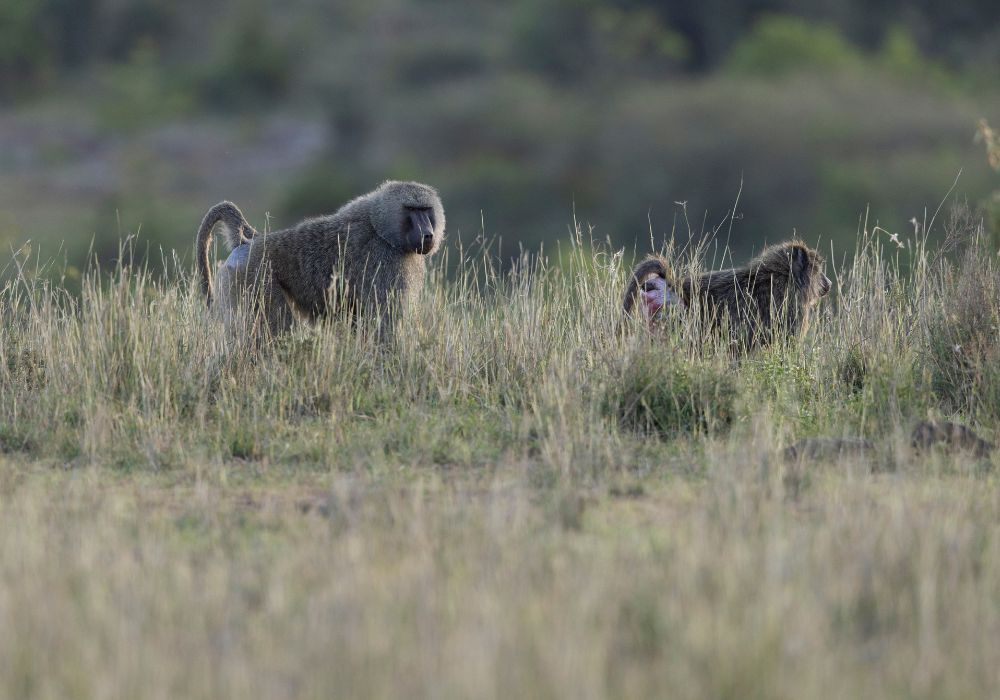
top-left (2, 216), bottom-right (999, 698)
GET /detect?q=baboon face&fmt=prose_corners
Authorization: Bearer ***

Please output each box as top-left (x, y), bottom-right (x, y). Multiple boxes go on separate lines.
top-left (640, 274), bottom-right (684, 322)
top-left (403, 206), bottom-right (438, 255)
top-left (789, 244), bottom-right (831, 300)
top-left (371, 181), bottom-right (445, 256)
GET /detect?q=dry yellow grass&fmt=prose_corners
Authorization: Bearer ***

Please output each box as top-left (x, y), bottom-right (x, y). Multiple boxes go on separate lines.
top-left (1, 221), bottom-right (999, 698)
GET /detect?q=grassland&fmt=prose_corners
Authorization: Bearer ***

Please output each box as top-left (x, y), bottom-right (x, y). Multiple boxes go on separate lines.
top-left (1, 216), bottom-right (999, 699)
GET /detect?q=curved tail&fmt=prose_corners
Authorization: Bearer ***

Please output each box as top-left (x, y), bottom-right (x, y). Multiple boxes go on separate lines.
top-left (195, 201), bottom-right (257, 305)
top-left (622, 256), bottom-right (671, 318)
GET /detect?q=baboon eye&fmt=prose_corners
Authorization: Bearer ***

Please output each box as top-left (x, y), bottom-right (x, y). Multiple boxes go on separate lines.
top-left (406, 206), bottom-right (434, 227)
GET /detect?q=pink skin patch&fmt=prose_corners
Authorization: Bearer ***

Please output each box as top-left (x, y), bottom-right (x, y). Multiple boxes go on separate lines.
top-left (640, 276), bottom-right (683, 325)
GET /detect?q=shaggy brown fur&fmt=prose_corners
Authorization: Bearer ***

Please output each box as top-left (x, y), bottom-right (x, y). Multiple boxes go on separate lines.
top-left (623, 240), bottom-right (831, 350)
top-left (911, 420), bottom-right (994, 458)
top-left (195, 180), bottom-right (445, 340)
top-left (783, 437), bottom-right (876, 463)
top-left (196, 201), bottom-right (258, 305)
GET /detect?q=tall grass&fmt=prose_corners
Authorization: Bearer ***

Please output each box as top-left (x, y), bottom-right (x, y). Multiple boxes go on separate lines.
top-left (0, 218), bottom-right (998, 697)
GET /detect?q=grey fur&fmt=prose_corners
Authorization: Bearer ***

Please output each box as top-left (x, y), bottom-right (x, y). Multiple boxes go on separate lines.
top-left (623, 240), bottom-right (831, 350)
top-left (195, 180), bottom-right (445, 340)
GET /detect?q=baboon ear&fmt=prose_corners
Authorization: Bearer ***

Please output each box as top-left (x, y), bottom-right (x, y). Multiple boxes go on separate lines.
top-left (791, 246), bottom-right (810, 289)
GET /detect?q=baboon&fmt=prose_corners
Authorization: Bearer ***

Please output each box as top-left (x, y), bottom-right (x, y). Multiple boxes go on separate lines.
top-left (778, 421), bottom-right (995, 467)
top-left (623, 240), bottom-right (831, 350)
top-left (911, 420), bottom-right (994, 458)
top-left (196, 201), bottom-right (258, 321)
top-left (783, 436), bottom-right (875, 463)
top-left (621, 262), bottom-right (686, 325)
top-left (196, 180), bottom-right (445, 340)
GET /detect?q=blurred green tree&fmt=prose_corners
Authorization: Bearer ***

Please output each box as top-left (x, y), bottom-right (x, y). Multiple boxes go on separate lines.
top-left (726, 14), bottom-right (863, 77)
top-left (196, 1), bottom-right (295, 110)
top-left (0, 0), bottom-right (49, 97)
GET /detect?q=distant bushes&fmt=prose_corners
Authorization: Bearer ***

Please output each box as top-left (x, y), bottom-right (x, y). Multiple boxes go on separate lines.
top-left (0, 0), bottom-right (188, 98)
top-left (195, 6), bottom-right (296, 110)
top-left (0, 0), bottom-right (293, 105)
top-left (0, 1), bottom-right (50, 96)
top-left (4, 0), bottom-right (998, 102)
top-left (726, 15), bottom-right (954, 85)
top-left (279, 161), bottom-right (359, 222)
top-left (726, 15), bottom-right (864, 77)
top-left (95, 46), bottom-right (196, 128)
top-left (511, 0), bottom-right (687, 82)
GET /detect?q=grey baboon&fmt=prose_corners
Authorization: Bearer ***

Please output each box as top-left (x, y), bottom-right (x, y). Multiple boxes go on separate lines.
top-left (196, 201), bottom-right (258, 304)
top-left (195, 180), bottom-right (444, 340)
top-left (623, 240), bottom-right (831, 350)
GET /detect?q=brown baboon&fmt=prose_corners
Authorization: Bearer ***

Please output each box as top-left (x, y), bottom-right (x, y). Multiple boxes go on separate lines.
top-left (196, 180), bottom-right (444, 340)
top-left (911, 420), bottom-right (994, 458)
top-left (623, 240), bottom-right (831, 349)
top-left (783, 436), bottom-right (876, 463)
top-left (621, 258), bottom-right (685, 326)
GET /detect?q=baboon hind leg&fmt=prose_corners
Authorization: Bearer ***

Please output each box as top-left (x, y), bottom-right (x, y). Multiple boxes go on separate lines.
top-left (218, 265), bottom-right (295, 344)
top-left (262, 276), bottom-right (296, 339)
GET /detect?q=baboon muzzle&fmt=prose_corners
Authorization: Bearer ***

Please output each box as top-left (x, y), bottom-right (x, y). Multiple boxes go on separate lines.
top-left (408, 209), bottom-right (436, 254)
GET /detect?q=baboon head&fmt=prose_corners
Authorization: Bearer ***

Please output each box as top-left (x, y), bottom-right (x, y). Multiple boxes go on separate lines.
top-left (639, 274), bottom-right (685, 322)
top-left (762, 241), bottom-right (831, 303)
top-left (370, 180), bottom-right (446, 256)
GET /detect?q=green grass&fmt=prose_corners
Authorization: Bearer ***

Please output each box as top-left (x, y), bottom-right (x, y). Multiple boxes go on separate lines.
top-left (1, 220), bottom-right (999, 698)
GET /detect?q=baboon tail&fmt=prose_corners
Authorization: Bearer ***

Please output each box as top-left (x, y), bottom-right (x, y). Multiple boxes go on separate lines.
top-left (622, 256), bottom-right (670, 317)
top-left (195, 201), bottom-right (258, 306)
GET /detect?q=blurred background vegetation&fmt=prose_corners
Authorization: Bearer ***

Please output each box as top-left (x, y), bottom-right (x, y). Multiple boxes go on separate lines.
top-left (1, 0), bottom-right (999, 279)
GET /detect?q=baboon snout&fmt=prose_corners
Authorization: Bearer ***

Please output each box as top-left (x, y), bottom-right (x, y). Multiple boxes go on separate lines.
top-left (407, 209), bottom-right (436, 254)
top-left (819, 274), bottom-right (832, 297)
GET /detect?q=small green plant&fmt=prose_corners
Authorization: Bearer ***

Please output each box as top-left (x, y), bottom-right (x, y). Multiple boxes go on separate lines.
top-left (926, 236), bottom-right (1000, 420)
top-left (837, 346), bottom-right (868, 393)
top-left (605, 345), bottom-right (736, 438)
top-left (0, 424), bottom-right (36, 454)
top-left (226, 423), bottom-right (263, 461)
